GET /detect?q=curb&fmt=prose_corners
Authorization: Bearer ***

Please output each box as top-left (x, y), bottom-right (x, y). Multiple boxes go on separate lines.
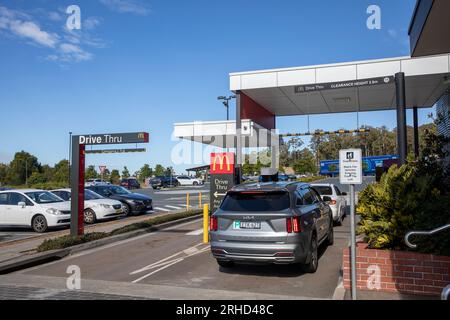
top-left (0, 212), bottom-right (203, 274)
top-left (332, 270), bottom-right (346, 300)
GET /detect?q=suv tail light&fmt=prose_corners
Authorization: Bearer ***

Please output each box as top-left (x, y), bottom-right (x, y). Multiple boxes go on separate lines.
top-left (286, 217), bottom-right (301, 233)
top-left (210, 216), bottom-right (218, 231)
top-left (330, 200), bottom-right (337, 205)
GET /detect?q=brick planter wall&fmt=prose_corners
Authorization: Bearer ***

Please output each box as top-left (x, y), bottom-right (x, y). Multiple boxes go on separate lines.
top-left (343, 243), bottom-right (450, 296)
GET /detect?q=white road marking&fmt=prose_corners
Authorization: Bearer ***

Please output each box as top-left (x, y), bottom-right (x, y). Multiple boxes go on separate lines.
top-left (185, 228), bottom-right (203, 236)
top-left (154, 207), bottom-right (170, 212)
top-left (165, 205), bottom-right (182, 210)
top-left (130, 243), bottom-right (210, 283)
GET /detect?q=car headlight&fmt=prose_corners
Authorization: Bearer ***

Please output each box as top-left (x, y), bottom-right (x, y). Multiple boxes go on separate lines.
top-left (46, 208), bottom-right (60, 215)
top-left (100, 204), bottom-right (111, 209)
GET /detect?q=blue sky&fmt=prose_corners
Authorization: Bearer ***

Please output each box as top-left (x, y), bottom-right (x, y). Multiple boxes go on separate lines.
top-left (0, 0), bottom-right (431, 174)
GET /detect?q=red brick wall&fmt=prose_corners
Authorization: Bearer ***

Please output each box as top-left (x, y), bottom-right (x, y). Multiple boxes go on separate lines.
top-left (343, 243), bottom-right (450, 296)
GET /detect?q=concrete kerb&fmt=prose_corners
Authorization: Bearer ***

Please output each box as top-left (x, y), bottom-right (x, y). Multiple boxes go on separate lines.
top-left (0, 211), bottom-right (203, 274)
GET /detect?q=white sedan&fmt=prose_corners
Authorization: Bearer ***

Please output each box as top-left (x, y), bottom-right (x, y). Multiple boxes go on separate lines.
top-left (0, 189), bottom-right (71, 233)
top-left (51, 189), bottom-right (125, 224)
top-left (311, 183), bottom-right (347, 225)
top-left (175, 175), bottom-right (203, 186)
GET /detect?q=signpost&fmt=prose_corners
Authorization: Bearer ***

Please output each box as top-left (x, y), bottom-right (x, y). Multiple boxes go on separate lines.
top-left (99, 165), bottom-right (107, 182)
top-left (209, 152), bottom-right (235, 213)
top-left (339, 148), bottom-right (362, 300)
top-left (70, 132), bottom-right (149, 237)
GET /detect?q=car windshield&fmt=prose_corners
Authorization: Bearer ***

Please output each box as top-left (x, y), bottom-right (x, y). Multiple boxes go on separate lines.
top-left (85, 189), bottom-right (104, 200)
top-left (109, 186), bottom-right (131, 195)
top-left (220, 191), bottom-right (290, 212)
top-left (26, 191), bottom-right (64, 204)
top-left (313, 186), bottom-right (333, 195)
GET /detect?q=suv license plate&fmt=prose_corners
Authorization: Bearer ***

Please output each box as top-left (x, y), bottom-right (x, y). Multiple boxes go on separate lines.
top-left (234, 221), bottom-right (261, 229)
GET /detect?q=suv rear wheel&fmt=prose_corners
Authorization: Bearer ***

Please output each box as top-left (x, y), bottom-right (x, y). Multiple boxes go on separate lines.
top-left (326, 220), bottom-right (334, 246)
top-left (217, 260), bottom-right (234, 268)
top-left (302, 234), bottom-right (318, 273)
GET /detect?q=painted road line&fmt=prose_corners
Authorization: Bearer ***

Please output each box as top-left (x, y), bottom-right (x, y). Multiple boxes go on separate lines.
top-left (165, 205), bottom-right (182, 210)
top-left (186, 228), bottom-right (203, 236)
top-left (154, 207), bottom-right (170, 212)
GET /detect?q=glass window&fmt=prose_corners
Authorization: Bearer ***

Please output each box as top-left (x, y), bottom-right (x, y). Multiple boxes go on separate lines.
top-left (310, 188), bottom-right (322, 203)
top-left (313, 186), bottom-right (333, 195)
top-left (0, 193), bottom-right (9, 205)
top-left (220, 191), bottom-right (290, 212)
top-left (25, 191), bottom-right (63, 204)
top-left (8, 193), bottom-right (32, 205)
top-left (334, 186), bottom-right (342, 195)
top-left (295, 191), bottom-right (303, 206)
top-left (300, 189), bottom-right (315, 205)
top-left (85, 189), bottom-right (103, 200)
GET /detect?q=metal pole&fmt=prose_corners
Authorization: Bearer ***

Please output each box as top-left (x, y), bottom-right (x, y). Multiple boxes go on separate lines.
top-left (226, 100), bottom-right (229, 121)
top-left (203, 204), bottom-right (209, 244)
top-left (25, 160), bottom-right (28, 186)
top-left (395, 72), bottom-right (407, 165)
top-left (350, 184), bottom-right (357, 300)
top-left (413, 107), bottom-right (419, 158)
top-left (69, 132), bottom-right (72, 185)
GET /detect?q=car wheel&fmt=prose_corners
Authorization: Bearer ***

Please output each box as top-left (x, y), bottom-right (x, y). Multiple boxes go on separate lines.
top-left (327, 219), bottom-right (334, 246)
top-left (302, 234), bottom-right (318, 273)
top-left (152, 186), bottom-right (157, 190)
top-left (217, 260), bottom-right (234, 268)
top-left (84, 209), bottom-right (97, 224)
top-left (123, 204), bottom-right (132, 216)
top-left (193, 181), bottom-right (198, 186)
top-left (32, 215), bottom-right (48, 233)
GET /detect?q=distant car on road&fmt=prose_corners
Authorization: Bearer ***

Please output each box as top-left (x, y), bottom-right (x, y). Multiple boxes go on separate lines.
top-left (210, 182), bottom-right (334, 273)
top-left (51, 188), bottom-right (125, 224)
top-left (149, 176), bottom-right (179, 189)
top-left (86, 185), bottom-right (152, 216)
top-left (85, 179), bottom-right (109, 187)
top-left (175, 175), bottom-right (203, 186)
top-left (311, 183), bottom-right (347, 225)
top-left (0, 189), bottom-right (71, 233)
top-left (120, 178), bottom-right (141, 190)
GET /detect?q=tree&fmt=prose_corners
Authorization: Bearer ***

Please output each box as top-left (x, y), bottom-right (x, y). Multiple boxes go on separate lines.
top-left (28, 172), bottom-right (47, 184)
top-left (85, 165), bottom-right (98, 180)
top-left (293, 149), bottom-right (316, 174)
top-left (164, 166), bottom-right (174, 176)
top-left (122, 166), bottom-right (130, 179)
top-left (0, 164), bottom-right (9, 186)
top-left (110, 169), bottom-right (120, 184)
top-left (154, 164), bottom-right (165, 176)
top-left (53, 160), bottom-right (69, 183)
top-left (6, 151), bottom-right (41, 185)
top-left (139, 164), bottom-right (153, 182)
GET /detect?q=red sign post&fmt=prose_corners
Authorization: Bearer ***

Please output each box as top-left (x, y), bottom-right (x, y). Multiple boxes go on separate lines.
top-left (210, 152), bottom-right (236, 213)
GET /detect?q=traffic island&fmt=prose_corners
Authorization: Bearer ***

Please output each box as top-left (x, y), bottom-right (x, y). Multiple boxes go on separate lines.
top-left (342, 243), bottom-right (450, 297)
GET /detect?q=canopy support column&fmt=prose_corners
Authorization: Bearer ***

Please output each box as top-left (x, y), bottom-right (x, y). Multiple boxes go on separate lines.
top-left (395, 72), bottom-right (408, 165)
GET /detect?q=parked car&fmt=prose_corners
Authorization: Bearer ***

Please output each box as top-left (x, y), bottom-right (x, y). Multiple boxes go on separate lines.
top-left (51, 189), bottom-right (125, 224)
top-left (120, 178), bottom-right (141, 190)
top-left (149, 176), bottom-right (179, 189)
top-left (0, 189), bottom-right (71, 233)
top-left (310, 183), bottom-right (347, 225)
top-left (209, 182), bottom-right (334, 273)
top-left (86, 185), bottom-right (152, 216)
top-left (85, 179), bottom-right (109, 187)
top-left (176, 175), bottom-right (203, 186)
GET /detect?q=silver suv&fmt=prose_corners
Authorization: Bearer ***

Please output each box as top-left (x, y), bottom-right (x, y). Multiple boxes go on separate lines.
top-left (210, 182), bottom-right (334, 273)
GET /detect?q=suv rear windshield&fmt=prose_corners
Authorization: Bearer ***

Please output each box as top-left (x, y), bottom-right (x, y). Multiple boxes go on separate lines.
top-left (313, 186), bottom-right (333, 195)
top-left (220, 191), bottom-right (290, 212)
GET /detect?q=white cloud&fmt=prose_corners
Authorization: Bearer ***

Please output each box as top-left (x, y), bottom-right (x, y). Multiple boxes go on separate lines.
top-left (0, 5), bottom-right (105, 64)
top-left (99, 0), bottom-right (150, 15)
top-left (83, 17), bottom-right (101, 30)
top-left (388, 29), bottom-right (398, 38)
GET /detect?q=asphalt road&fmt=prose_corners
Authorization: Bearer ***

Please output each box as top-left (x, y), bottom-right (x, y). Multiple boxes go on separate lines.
top-left (19, 212), bottom-right (352, 299)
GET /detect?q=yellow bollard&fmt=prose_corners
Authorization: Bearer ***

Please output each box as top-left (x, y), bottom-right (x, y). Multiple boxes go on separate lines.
top-left (186, 193), bottom-right (190, 211)
top-left (199, 192), bottom-right (202, 208)
top-left (203, 203), bottom-right (209, 243)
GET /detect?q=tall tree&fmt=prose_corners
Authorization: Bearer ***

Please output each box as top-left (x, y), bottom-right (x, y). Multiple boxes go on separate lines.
top-left (85, 165), bottom-right (98, 180)
top-left (154, 164), bottom-right (165, 176)
top-left (110, 169), bottom-right (120, 184)
top-left (121, 166), bottom-right (130, 179)
top-left (139, 164), bottom-right (153, 182)
top-left (6, 151), bottom-right (41, 185)
top-left (53, 160), bottom-right (69, 183)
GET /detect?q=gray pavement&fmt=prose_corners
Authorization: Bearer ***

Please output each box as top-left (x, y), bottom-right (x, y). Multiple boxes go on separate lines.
top-left (4, 213), bottom-right (352, 300)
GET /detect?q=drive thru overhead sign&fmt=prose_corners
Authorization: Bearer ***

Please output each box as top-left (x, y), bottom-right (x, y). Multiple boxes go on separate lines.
top-left (339, 149), bottom-right (362, 185)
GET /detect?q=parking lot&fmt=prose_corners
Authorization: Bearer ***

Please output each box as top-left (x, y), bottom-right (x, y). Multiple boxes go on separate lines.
top-left (16, 208), bottom-right (352, 299)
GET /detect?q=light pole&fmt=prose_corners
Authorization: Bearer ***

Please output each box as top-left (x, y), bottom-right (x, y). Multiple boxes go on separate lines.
top-left (69, 132), bottom-right (72, 185)
top-left (217, 95), bottom-right (236, 121)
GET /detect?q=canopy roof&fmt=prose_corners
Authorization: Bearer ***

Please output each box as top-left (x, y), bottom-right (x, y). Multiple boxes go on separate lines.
top-left (230, 54), bottom-right (450, 116)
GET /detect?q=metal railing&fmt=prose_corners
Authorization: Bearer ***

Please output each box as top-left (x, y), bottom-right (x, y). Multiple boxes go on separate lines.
top-left (404, 223), bottom-right (450, 249)
top-left (404, 223), bottom-right (450, 300)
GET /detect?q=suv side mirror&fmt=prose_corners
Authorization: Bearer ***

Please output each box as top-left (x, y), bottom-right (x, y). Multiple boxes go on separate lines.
top-left (322, 196), bottom-right (332, 203)
top-left (18, 201), bottom-right (26, 208)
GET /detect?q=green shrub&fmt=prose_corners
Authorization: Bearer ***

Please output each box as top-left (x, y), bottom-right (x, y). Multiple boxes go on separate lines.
top-left (37, 232), bottom-right (107, 252)
top-left (357, 129), bottom-right (450, 255)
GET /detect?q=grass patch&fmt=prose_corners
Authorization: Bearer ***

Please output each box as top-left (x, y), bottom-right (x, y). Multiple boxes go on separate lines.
top-left (37, 209), bottom-right (202, 252)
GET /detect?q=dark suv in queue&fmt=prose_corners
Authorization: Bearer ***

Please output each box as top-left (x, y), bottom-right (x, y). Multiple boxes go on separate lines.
top-left (120, 178), bottom-right (141, 190)
top-left (209, 182), bottom-right (334, 273)
top-left (86, 185), bottom-right (152, 216)
top-left (149, 176), bottom-right (179, 189)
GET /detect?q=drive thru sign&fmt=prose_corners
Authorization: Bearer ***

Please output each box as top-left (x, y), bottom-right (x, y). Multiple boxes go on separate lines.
top-left (339, 148), bottom-right (362, 300)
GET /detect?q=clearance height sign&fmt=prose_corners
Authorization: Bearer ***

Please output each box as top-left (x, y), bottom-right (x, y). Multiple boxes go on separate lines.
top-left (210, 153), bottom-right (235, 213)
